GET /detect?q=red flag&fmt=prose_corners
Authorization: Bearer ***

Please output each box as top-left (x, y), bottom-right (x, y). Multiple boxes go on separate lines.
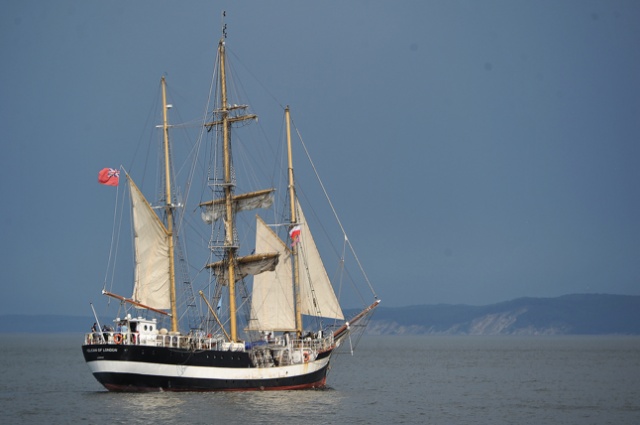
top-left (289, 225), bottom-right (301, 247)
top-left (98, 168), bottom-right (120, 186)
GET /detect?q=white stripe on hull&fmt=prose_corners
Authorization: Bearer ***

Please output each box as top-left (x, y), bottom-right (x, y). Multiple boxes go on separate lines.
top-left (87, 356), bottom-right (331, 381)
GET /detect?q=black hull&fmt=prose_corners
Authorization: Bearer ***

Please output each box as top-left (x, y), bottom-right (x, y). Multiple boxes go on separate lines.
top-left (92, 369), bottom-right (329, 392)
top-left (82, 344), bottom-right (332, 392)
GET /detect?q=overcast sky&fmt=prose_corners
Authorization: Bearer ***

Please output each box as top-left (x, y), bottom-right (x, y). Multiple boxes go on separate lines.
top-left (2, 1), bottom-right (639, 315)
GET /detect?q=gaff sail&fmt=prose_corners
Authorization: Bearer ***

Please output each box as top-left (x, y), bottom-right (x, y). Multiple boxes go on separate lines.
top-left (129, 176), bottom-right (171, 310)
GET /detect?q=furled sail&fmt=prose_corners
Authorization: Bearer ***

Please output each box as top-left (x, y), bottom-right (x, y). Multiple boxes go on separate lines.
top-left (200, 188), bottom-right (275, 224)
top-left (246, 216), bottom-right (296, 331)
top-left (296, 204), bottom-right (344, 320)
top-left (129, 177), bottom-right (171, 310)
top-left (206, 252), bottom-right (279, 284)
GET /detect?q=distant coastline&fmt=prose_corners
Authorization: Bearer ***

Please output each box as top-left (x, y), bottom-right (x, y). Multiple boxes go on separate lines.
top-left (358, 294), bottom-right (640, 336)
top-left (0, 314), bottom-right (94, 334)
top-left (2, 294), bottom-right (639, 335)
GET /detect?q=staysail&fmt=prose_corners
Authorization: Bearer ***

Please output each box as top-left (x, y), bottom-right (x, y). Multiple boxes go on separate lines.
top-left (246, 216), bottom-right (296, 331)
top-left (296, 203), bottom-right (344, 320)
top-left (129, 176), bottom-right (171, 310)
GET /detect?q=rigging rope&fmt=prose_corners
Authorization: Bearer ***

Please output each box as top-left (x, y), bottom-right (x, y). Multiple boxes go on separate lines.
top-left (291, 122), bottom-right (378, 300)
top-left (103, 170), bottom-right (121, 290)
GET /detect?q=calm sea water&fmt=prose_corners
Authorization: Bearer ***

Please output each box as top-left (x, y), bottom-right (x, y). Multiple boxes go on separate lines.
top-left (1, 334), bottom-right (639, 424)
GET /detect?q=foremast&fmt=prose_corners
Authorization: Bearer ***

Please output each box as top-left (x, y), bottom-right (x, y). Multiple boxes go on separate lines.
top-left (285, 107), bottom-right (303, 336)
top-left (284, 107), bottom-right (379, 337)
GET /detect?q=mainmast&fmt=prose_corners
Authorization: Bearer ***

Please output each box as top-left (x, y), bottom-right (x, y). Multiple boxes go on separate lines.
top-left (211, 37), bottom-right (258, 342)
top-left (217, 38), bottom-right (240, 341)
top-left (161, 76), bottom-right (179, 333)
top-left (201, 30), bottom-right (271, 343)
top-left (286, 107), bottom-right (303, 336)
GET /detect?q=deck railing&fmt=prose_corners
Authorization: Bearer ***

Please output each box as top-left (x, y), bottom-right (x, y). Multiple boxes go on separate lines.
top-left (84, 331), bottom-right (335, 353)
top-left (83, 331), bottom-right (226, 350)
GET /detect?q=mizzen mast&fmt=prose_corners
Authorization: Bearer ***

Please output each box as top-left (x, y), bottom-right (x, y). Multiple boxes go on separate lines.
top-left (160, 76), bottom-right (179, 333)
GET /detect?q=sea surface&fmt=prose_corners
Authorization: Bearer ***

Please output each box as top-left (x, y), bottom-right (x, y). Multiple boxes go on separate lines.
top-left (1, 334), bottom-right (639, 424)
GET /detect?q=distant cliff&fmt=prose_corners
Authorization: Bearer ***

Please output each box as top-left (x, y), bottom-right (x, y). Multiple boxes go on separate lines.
top-left (2, 294), bottom-right (639, 335)
top-left (359, 294), bottom-right (640, 335)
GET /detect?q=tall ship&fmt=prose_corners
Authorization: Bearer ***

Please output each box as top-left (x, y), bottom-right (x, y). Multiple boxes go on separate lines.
top-left (82, 24), bottom-right (380, 391)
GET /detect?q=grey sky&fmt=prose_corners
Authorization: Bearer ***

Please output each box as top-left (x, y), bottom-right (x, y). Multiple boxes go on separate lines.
top-left (2, 1), bottom-right (639, 315)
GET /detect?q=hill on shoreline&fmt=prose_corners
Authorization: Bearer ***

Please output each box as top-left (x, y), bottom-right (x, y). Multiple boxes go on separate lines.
top-left (359, 294), bottom-right (640, 335)
top-left (1, 294), bottom-right (639, 335)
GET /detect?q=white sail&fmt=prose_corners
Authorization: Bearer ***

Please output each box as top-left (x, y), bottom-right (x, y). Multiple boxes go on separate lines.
top-left (129, 177), bottom-right (171, 310)
top-left (200, 188), bottom-right (275, 224)
top-left (297, 204), bottom-right (344, 320)
top-left (246, 216), bottom-right (296, 331)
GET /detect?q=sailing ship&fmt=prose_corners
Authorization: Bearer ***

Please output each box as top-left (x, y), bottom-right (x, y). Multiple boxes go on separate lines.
top-left (82, 27), bottom-right (380, 391)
